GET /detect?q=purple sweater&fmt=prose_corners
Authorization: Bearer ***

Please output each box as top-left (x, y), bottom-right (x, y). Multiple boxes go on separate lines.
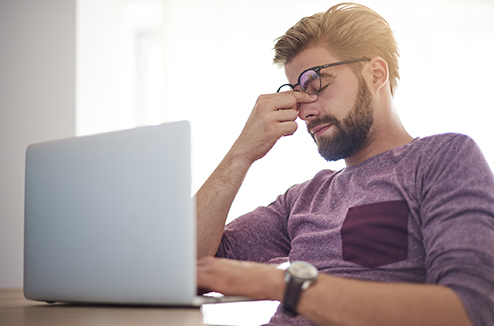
top-left (217, 133), bottom-right (494, 326)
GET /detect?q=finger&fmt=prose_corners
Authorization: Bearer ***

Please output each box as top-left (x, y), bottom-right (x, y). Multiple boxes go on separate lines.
top-left (280, 120), bottom-right (298, 136)
top-left (292, 91), bottom-right (318, 103)
top-left (254, 93), bottom-right (294, 113)
top-left (274, 107), bottom-right (299, 122)
top-left (273, 92), bottom-right (318, 111)
top-left (255, 91), bottom-right (306, 111)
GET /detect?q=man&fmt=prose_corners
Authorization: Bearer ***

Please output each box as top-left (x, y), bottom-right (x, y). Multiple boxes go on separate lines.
top-left (195, 3), bottom-right (494, 326)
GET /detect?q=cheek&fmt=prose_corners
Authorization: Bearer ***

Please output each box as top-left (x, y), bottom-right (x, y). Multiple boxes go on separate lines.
top-left (329, 74), bottom-right (360, 100)
top-left (318, 85), bottom-right (357, 117)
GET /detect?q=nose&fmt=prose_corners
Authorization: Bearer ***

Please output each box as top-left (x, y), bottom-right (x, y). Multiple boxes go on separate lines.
top-left (298, 99), bottom-right (320, 121)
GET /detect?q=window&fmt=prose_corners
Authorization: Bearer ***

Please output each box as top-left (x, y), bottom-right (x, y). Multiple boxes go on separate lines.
top-left (77, 0), bottom-right (164, 136)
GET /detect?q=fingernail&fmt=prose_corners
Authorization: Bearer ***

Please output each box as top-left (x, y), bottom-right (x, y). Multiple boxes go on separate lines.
top-left (310, 94), bottom-right (318, 99)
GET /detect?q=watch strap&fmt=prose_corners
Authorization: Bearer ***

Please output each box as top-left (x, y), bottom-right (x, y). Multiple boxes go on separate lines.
top-left (282, 274), bottom-right (304, 316)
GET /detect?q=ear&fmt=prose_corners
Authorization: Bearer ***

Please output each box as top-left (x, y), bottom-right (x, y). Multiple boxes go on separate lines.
top-left (367, 57), bottom-right (389, 94)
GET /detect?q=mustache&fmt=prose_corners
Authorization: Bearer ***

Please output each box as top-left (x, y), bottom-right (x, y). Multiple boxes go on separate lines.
top-left (306, 115), bottom-right (341, 134)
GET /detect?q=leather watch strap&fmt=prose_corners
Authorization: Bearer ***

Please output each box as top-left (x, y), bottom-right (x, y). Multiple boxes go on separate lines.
top-left (282, 276), bottom-right (304, 316)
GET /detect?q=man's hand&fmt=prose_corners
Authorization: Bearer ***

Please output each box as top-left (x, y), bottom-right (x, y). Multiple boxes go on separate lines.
top-left (197, 256), bottom-right (284, 301)
top-left (195, 91), bottom-right (317, 259)
top-left (231, 91), bottom-right (317, 165)
top-left (196, 257), bottom-right (472, 326)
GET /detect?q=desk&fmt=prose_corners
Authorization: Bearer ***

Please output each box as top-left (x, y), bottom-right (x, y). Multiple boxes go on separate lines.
top-left (0, 289), bottom-right (205, 326)
top-left (0, 289), bottom-right (280, 326)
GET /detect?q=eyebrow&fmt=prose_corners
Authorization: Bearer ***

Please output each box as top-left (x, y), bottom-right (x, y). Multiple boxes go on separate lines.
top-left (319, 72), bottom-right (335, 79)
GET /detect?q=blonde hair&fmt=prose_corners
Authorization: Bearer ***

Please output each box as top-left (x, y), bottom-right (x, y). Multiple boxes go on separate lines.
top-left (273, 2), bottom-right (400, 95)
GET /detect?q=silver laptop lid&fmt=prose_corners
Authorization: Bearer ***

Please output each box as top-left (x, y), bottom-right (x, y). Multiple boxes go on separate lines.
top-left (24, 121), bottom-right (196, 305)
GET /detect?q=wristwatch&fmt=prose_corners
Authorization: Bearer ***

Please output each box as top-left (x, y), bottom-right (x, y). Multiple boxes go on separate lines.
top-left (282, 261), bottom-right (318, 316)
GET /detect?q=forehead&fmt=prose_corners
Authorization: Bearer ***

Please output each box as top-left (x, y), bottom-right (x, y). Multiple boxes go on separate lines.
top-left (285, 46), bottom-right (340, 83)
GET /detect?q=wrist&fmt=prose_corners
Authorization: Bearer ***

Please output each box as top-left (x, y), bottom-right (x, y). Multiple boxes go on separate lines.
top-left (227, 153), bottom-right (255, 173)
top-left (282, 261), bottom-right (318, 316)
top-left (267, 268), bottom-right (286, 302)
top-left (229, 134), bottom-right (269, 166)
top-left (250, 266), bottom-right (285, 301)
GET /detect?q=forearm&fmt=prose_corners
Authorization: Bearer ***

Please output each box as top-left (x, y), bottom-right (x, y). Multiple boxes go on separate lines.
top-left (197, 258), bottom-right (472, 326)
top-left (195, 148), bottom-right (253, 259)
top-left (296, 274), bottom-right (472, 326)
top-left (195, 91), bottom-right (313, 259)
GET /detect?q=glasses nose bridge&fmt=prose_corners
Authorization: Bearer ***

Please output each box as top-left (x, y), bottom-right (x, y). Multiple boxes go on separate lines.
top-left (292, 83), bottom-right (303, 92)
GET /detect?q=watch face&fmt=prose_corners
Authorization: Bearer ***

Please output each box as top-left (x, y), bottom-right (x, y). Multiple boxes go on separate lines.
top-left (289, 261), bottom-right (318, 280)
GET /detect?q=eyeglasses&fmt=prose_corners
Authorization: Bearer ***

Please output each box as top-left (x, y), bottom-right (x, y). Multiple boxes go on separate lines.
top-left (276, 58), bottom-right (371, 95)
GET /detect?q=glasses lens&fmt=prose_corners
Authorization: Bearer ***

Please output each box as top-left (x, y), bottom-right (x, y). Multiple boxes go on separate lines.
top-left (300, 70), bottom-right (320, 95)
top-left (277, 84), bottom-right (295, 93)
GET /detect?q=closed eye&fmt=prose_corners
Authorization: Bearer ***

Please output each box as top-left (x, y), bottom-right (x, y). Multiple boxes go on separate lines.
top-left (318, 83), bottom-right (330, 93)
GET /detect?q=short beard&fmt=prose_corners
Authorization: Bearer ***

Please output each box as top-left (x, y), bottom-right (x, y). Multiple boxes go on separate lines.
top-left (307, 77), bottom-right (374, 162)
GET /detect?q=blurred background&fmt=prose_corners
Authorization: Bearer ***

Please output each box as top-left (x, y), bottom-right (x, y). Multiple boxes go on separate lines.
top-left (1, 0), bottom-right (493, 306)
top-left (76, 0), bottom-right (494, 222)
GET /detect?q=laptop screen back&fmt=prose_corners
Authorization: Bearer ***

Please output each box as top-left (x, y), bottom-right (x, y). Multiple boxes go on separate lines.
top-left (24, 121), bottom-right (196, 305)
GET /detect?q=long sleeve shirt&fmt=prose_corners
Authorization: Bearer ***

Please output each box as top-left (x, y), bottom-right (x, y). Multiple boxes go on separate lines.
top-left (217, 133), bottom-right (494, 326)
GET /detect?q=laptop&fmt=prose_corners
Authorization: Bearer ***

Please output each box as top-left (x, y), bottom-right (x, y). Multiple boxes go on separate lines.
top-left (24, 121), bottom-right (251, 306)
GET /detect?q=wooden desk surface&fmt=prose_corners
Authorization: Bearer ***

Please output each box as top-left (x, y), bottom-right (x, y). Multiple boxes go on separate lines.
top-left (0, 289), bottom-right (206, 326)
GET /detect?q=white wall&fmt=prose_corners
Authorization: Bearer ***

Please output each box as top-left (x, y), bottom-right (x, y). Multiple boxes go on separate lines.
top-left (0, 0), bottom-right (76, 288)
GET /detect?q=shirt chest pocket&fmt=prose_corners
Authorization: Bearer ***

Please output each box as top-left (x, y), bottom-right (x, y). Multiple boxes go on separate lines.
top-left (340, 200), bottom-right (409, 268)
